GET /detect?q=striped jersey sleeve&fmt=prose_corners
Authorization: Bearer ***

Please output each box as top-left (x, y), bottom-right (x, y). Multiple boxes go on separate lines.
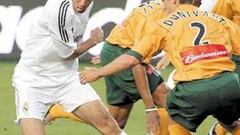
top-left (45, 0), bottom-right (75, 45)
top-left (44, 0), bottom-right (76, 58)
top-left (58, 0), bottom-right (71, 43)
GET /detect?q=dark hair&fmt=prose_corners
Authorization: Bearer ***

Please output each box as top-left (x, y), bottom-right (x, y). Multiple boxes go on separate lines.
top-left (179, 0), bottom-right (201, 6)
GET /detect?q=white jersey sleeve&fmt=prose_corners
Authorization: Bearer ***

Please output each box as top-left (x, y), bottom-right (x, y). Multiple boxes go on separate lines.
top-left (199, 0), bottom-right (218, 12)
top-left (44, 0), bottom-right (76, 58)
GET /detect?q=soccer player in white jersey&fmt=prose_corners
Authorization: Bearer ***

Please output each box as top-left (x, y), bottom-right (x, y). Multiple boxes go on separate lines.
top-left (12, 0), bottom-right (127, 135)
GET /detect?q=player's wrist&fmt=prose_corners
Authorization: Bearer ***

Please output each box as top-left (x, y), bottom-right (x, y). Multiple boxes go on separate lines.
top-left (96, 68), bottom-right (103, 78)
top-left (145, 105), bottom-right (158, 113)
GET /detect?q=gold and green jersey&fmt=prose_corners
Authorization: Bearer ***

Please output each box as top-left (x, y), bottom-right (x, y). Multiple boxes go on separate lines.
top-left (131, 5), bottom-right (240, 82)
top-left (212, 0), bottom-right (240, 25)
top-left (200, 0), bottom-right (240, 55)
top-left (106, 0), bottom-right (165, 49)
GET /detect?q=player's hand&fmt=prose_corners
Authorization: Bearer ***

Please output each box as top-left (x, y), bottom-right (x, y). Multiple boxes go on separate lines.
top-left (79, 67), bottom-right (101, 84)
top-left (90, 55), bottom-right (101, 65)
top-left (146, 111), bottom-right (160, 135)
top-left (156, 54), bottom-right (170, 70)
top-left (89, 27), bottom-right (104, 45)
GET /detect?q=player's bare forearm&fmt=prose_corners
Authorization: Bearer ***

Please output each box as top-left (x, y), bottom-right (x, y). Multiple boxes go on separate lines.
top-left (98, 54), bottom-right (139, 77)
top-left (80, 54), bottom-right (139, 84)
top-left (132, 64), bottom-right (155, 108)
top-left (66, 27), bottom-right (103, 60)
top-left (133, 64), bottom-right (160, 135)
top-left (66, 38), bottom-right (97, 60)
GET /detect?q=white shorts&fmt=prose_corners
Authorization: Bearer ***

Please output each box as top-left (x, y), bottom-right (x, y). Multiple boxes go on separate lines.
top-left (12, 68), bottom-right (100, 123)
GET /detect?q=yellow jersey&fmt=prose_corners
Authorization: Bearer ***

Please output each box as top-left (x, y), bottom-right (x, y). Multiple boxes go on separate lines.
top-left (131, 5), bottom-right (240, 82)
top-left (212, 0), bottom-right (240, 25)
top-left (106, 0), bottom-right (165, 49)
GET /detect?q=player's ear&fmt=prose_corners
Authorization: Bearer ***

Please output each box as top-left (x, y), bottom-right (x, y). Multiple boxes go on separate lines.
top-left (192, 0), bottom-right (201, 7)
top-left (173, 0), bottom-right (177, 4)
top-left (172, 0), bottom-right (178, 5)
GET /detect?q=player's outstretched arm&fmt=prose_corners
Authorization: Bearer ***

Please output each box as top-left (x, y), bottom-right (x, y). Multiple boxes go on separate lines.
top-left (80, 54), bottom-right (139, 84)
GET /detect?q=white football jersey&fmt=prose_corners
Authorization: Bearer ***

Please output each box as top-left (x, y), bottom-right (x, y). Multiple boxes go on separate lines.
top-left (14, 0), bottom-right (93, 86)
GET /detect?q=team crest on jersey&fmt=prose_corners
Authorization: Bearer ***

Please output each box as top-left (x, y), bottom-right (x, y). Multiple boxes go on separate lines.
top-left (180, 44), bottom-right (229, 65)
top-left (22, 102), bottom-right (29, 112)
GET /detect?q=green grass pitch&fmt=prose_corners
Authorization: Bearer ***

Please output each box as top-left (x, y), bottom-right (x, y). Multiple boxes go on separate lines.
top-left (0, 61), bottom-right (217, 135)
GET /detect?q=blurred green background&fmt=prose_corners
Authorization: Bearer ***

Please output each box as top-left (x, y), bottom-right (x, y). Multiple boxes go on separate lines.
top-left (0, 61), bottom-right (218, 135)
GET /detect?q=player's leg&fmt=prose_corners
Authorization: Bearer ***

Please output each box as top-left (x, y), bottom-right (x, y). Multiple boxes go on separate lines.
top-left (211, 71), bottom-right (240, 135)
top-left (165, 73), bottom-right (238, 134)
top-left (100, 41), bottom-right (138, 129)
top-left (153, 82), bottom-right (191, 135)
top-left (103, 76), bottom-right (134, 129)
top-left (152, 82), bottom-right (169, 108)
top-left (169, 71), bottom-right (240, 135)
top-left (72, 100), bottom-right (123, 135)
top-left (44, 104), bottom-right (85, 124)
top-left (20, 118), bottom-right (45, 135)
top-left (13, 74), bottom-right (51, 135)
top-left (108, 104), bottom-right (133, 129)
top-left (58, 81), bottom-right (125, 135)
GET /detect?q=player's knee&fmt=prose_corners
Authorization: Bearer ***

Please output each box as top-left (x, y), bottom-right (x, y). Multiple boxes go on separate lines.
top-left (115, 118), bottom-right (127, 129)
top-left (152, 83), bottom-right (170, 107)
top-left (98, 113), bottom-right (118, 128)
top-left (111, 114), bottom-right (128, 129)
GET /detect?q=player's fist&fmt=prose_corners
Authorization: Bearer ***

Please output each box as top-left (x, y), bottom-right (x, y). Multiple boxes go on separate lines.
top-left (90, 27), bottom-right (104, 45)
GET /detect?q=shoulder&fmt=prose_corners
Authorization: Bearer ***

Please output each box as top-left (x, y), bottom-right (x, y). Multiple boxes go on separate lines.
top-left (133, 0), bottom-right (164, 17)
top-left (45, 0), bottom-right (73, 14)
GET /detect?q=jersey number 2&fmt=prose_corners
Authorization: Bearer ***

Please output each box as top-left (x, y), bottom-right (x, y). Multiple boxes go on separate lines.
top-left (190, 22), bottom-right (209, 45)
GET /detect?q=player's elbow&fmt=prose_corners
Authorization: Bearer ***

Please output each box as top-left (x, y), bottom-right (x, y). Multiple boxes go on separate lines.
top-left (62, 51), bottom-right (79, 60)
top-left (120, 54), bottom-right (140, 67)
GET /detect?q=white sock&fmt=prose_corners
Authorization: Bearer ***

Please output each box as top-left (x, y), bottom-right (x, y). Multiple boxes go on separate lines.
top-left (120, 130), bottom-right (128, 135)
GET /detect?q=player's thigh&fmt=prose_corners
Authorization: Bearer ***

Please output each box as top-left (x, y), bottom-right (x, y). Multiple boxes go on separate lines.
top-left (167, 71), bottom-right (240, 132)
top-left (20, 118), bottom-right (45, 135)
top-left (13, 77), bottom-right (53, 123)
top-left (152, 82), bottom-right (169, 108)
top-left (57, 80), bottom-right (101, 113)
